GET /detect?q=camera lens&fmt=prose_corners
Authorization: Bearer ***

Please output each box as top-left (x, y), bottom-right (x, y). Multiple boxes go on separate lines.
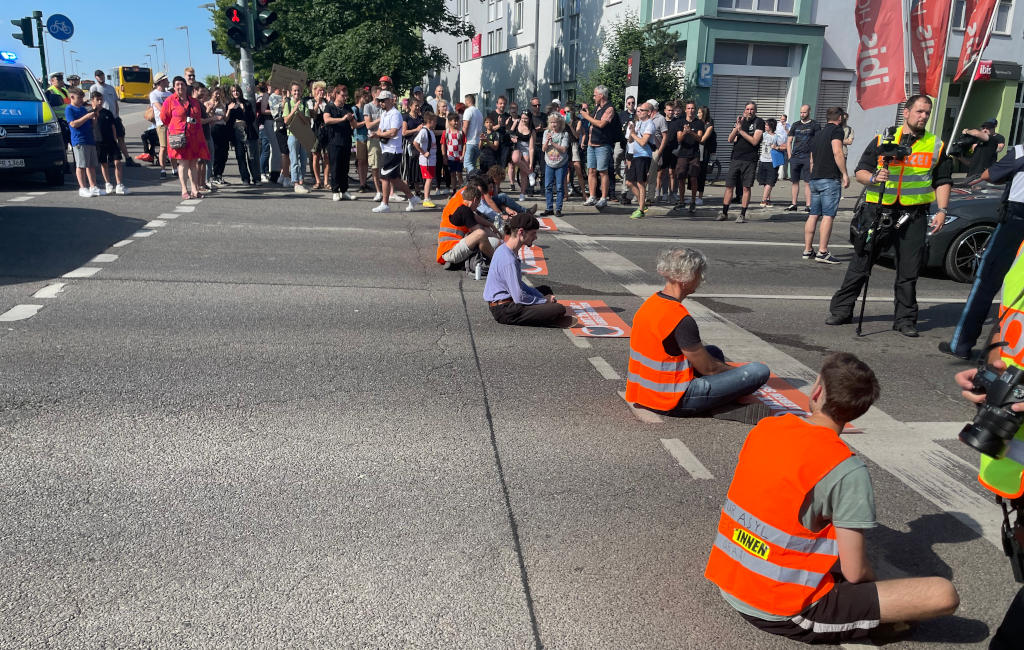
top-left (959, 405), bottom-right (1022, 457)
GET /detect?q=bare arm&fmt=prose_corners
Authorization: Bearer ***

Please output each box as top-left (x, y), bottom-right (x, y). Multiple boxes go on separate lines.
top-left (681, 344), bottom-right (731, 376)
top-left (835, 527), bottom-right (876, 583)
top-left (832, 138), bottom-right (849, 188)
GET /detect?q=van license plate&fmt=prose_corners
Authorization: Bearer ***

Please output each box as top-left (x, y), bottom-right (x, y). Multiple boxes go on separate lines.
top-left (0, 159), bottom-right (25, 168)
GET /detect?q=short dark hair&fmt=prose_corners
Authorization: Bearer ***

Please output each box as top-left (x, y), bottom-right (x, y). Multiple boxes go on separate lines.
top-left (462, 184), bottom-right (481, 201)
top-left (503, 212), bottom-right (540, 235)
top-left (684, 98), bottom-right (696, 108)
top-left (766, 118), bottom-right (777, 131)
top-left (819, 352), bottom-right (879, 424)
top-left (90, 91), bottom-right (104, 101)
top-left (94, 69), bottom-right (104, 77)
top-left (826, 106), bottom-right (844, 122)
top-left (905, 94), bottom-right (933, 110)
top-left (172, 75), bottom-right (187, 87)
top-left (67, 87), bottom-right (84, 98)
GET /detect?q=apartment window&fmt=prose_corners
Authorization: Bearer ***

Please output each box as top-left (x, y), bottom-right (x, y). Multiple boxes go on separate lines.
top-left (456, 0), bottom-right (469, 17)
top-left (495, 28), bottom-right (503, 51)
top-left (718, 0), bottom-right (794, 13)
top-left (487, 0), bottom-right (505, 22)
top-left (555, 0), bottom-right (578, 21)
top-left (714, 42), bottom-right (791, 67)
top-left (555, 0), bottom-right (580, 82)
top-left (713, 42), bottom-right (749, 65)
top-left (513, 0), bottom-right (524, 33)
top-left (652, 0), bottom-right (697, 21)
top-left (506, 88), bottom-right (516, 106)
top-left (954, 0), bottom-right (1014, 34)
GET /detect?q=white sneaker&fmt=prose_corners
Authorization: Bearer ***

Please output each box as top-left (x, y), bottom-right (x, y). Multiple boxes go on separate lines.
top-left (342, 192), bottom-right (355, 201)
top-left (115, 184), bottom-right (127, 195)
top-left (262, 174), bottom-right (271, 183)
top-left (372, 203), bottom-right (391, 213)
top-left (90, 186), bottom-right (102, 196)
top-left (390, 194), bottom-right (404, 202)
top-left (294, 184), bottom-right (310, 194)
top-left (105, 183), bottom-right (114, 194)
top-left (596, 197), bottom-right (608, 208)
top-left (528, 172), bottom-right (536, 187)
top-left (332, 192), bottom-right (341, 201)
top-left (582, 197), bottom-right (597, 206)
top-left (519, 193), bottom-right (526, 201)
top-left (405, 200), bottom-right (417, 212)
top-left (78, 187), bottom-right (91, 198)
top-left (372, 192), bottom-right (383, 202)
top-left (695, 197), bottom-right (704, 206)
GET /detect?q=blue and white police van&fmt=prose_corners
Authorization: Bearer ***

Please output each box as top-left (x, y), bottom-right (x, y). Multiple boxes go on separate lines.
top-left (0, 51), bottom-right (66, 185)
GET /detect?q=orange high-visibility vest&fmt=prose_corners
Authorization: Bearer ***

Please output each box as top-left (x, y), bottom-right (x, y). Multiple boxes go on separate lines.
top-left (436, 188), bottom-right (470, 264)
top-left (625, 293), bottom-right (696, 412)
top-left (705, 414), bottom-right (854, 616)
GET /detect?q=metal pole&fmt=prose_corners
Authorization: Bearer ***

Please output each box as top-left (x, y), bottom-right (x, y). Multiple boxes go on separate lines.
top-left (948, 6), bottom-right (1000, 141)
top-left (903, 0), bottom-right (913, 100)
top-left (61, 41), bottom-right (67, 75)
top-left (156, 38), bottom-right (168, 74)
top-left (31, 11), bottom-right (46, 80)
top-left (239, 0), bottom-right (256, 101)
top-left (929, 0), bottom-right (957, 159)
top-left (183, 27), bottom-right (192, 68)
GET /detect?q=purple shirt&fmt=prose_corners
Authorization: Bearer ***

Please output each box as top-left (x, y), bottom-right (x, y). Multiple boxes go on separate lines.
top-left (482, 243), bottom-right (547, 304)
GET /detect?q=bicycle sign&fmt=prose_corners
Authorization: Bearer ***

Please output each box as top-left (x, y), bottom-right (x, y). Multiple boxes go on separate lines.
top-left (46, 14), bottom-right (74, 41)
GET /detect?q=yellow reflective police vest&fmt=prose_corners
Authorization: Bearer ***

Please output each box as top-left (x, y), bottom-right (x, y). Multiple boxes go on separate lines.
top-left (864, 129), bottom-right (939, 206)
top-left (983, 242), bottom-right (1024, 499)
top-left (46, 84), bottom-right (69, 120)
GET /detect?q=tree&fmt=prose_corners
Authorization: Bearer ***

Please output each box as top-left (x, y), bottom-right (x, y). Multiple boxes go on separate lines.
top-left (578, 14), bottom-right (691, 108)
top-left (209, 0), bottom-right (474, 92)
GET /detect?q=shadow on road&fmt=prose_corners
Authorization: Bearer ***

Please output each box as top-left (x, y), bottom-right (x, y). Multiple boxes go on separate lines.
top-left (0, 206), bottom-right (147, 286)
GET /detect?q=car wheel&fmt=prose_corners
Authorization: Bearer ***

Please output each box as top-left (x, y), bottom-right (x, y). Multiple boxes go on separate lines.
top-left (44, 168), bottom-right (64, 186)
top-left (944, 224), bottom-right (993, 283)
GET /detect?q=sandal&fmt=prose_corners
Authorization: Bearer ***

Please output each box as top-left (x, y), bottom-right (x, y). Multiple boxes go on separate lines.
top-left (181, 191), bottom-right (190, 200)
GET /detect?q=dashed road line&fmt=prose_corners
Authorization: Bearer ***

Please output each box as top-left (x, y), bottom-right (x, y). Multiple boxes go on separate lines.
top-left (562, 328), bottom-right (591, 348)
top-left (146, 219), bottom-right (167, 228)
top-left (588, 356), bottom-right (621, 380)
top-left (591, 235), bottom-right (854, 249)
top-left (180, 198), bottom-right (203, 206)
top-left (26, 191), bottom-right (49, 196)
top-left (62, 267), bottom-right (102, 279)
top-left (132, 229), bottom-right (155, 238)
top-left (661, 438), bottom-right (714, 479)
top-left (174, 205), bottom-right (195, 213)
top-left (6, 196), bottom-right (34, 202)
top-left (32, 283), bottom-right (66, 299)
top-left (157, 213), bottom-right (180, 219)
top-left (90, 254), bottom-right (119, 263)
top-left (0, 305), bottom-right (43, 322)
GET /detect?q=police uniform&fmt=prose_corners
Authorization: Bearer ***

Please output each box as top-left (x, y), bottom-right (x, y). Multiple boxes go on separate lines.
top-left (946, 144), bottom-right (1024, 358)
top-left (827, 127), bottom-right (953, 334)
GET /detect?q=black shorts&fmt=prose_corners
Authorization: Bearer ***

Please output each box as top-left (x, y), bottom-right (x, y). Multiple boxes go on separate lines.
top-left (626, 156), bottom-right (651, 183)
top-left (790, 156), bottom-right (811, 183)
top-left (97, 143), bottom-right (122, 163)
top-left (727, 159), bottom-right (757, 189)
top-left (660, 152), bottom-right (677, 171)
top-left (380, 152), bottom-right (402, 180)
top-left (756, 161), bottom-right (778, 187)
top-left (740, 578), bottom-right (880, 644)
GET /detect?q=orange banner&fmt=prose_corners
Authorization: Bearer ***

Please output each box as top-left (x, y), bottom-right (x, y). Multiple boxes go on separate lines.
top-left (518, 245), bottom-right (548, 275)
top-left (565, 300), bottom-right (632, 338)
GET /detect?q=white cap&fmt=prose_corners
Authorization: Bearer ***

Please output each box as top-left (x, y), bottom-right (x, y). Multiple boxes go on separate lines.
top-left (551, 98), bottom-right (561, 105)
top-left (645, 99), bottom-right (659, 110)
top-left (377, 90), bottom-right (395, 100)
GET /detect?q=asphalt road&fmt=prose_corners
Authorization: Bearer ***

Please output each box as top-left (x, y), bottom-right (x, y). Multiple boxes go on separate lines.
top-left (0, 105), bottom-right (1017, 648)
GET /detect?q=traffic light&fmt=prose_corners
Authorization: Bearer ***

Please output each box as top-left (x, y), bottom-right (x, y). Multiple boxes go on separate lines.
top-left (224, 4), bottom-right (250, 49)
top-left (212, 39), bottom-right (225, 56)
top-left (253, 0), bottom-right (279, 51)
top-left (11, 17), bottom-right (34, 48)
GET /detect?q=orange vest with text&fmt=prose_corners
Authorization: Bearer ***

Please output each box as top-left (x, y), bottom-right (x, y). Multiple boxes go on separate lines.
top-left (436, 188), bottom-right (470, 264)
top-left (705, 414), bottom-right (854, 616)
top-left (625, 294), bottom-right (696, 412)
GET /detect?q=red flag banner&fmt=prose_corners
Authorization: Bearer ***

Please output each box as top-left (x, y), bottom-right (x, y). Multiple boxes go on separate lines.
top-left (909, 0), bottom-right (951, 98)
top-left (854, 0), bottom-right (907, 110)
top-left (954, 0), bottom-right (997, 82)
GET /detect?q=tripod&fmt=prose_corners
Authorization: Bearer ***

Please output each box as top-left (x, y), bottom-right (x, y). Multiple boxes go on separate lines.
top-left (855, 157), bottom-right (896, 337)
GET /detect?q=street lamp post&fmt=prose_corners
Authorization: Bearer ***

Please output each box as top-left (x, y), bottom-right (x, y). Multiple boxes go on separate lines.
top-left (150, 44), bottom-right (159, 73)
top-left (177, 26), bottom-right (192, 68)
top-left (68, 50), bottom-right (78, 76)
top-left (155, 37), bottom-right (167, 74)
top-left (74, 59), bottom-right (82, 78)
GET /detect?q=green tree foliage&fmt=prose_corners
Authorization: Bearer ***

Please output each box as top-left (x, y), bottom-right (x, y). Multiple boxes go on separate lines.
top-left (209, 0), bottom-right (474, 93)
top-left (578, 14), bottom-right (690, 108)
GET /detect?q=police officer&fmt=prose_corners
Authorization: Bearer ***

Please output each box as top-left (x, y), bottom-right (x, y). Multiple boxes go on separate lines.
top-left (826, 95), bottom-right (953, 337)
top-left (942, 142), bottom-right (1024, 359)
top-left (45, 72), bottom-right (72, 171)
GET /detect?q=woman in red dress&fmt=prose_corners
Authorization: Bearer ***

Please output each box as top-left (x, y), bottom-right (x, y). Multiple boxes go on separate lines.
top-left (160, 75), bottom-right (210, 198)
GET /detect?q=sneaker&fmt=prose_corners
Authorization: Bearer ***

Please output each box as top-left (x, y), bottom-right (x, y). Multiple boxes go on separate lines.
top-left (801, 250), bottom-right (814, 260)
top-left (90, 186), bottom-right (102, 196)
top-left (541, 209), bottom-right (554, 216)
top-left (735, 214), bottom-right (748, 224)
top-left (596, 197), bottom-right (608, 208)
top-left (582, 197), bottom-right (597, 206)
top-left (78, 187), bottom-right (91, 198)
top-left (688, 205), bottom-right (696, 215)
top-left (294, 184), bottom-right (310, 194)
top-left (759, 202), bottom-right (767, 208)
top-left (528, 172), bottom-right (536, 187)
top-left (262, 174), bottom-right (271, 183)
top-left (519, 193), bottom-right (527, 202)
top-left (105, 183), bottom-right (114, 194)
top-left (405, 200), bottom-right (417, 212)
top-left (332, 192), bottom-right (341, 201)
top-left (342, 192), bottom-right (355, 201)
top-left (785, 204), bottom-right (798, 212)
top-left (422, 199), bottom-right (436, 208)
top-left (695, 197), bottom-right (703, 206)
top-left (805, 206), bottom-right (812, 213)
top-left (160, 170), bottom-right (167, 179)
top-left (172, 168), bottom-right (178, 176)
top-left (390, 194), bottom-right (404, 202)
top-left (716, 212), bottom-right (728, 221)
top-left (220, 177), bottom-right (232, 186)
top-left (373, 192), bottom-right (383, 202)
top-left (115, 184), bottom-right (127, 195)
top-left (815, 250), bottom-right (841, 264)
top-left (630, 208), bottom-right (645, 220)
top-left (554, 210), bottom-right (562, 217)
top-left (210, 177), bottom-right (224, 187)
top-left (371, 203), bottom-right (391, 213)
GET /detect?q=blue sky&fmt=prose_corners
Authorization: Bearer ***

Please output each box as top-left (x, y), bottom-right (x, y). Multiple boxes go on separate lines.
top-left (4, 1), bottom-right (223, 81)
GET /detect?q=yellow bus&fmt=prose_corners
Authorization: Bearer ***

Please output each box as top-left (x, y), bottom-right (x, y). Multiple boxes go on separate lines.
top-left (114, 66), bottom-right (152, 101)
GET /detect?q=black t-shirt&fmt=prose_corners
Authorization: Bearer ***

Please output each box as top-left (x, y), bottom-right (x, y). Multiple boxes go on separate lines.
top-left (969, 133), bottom-right (1006, 176)
top-left (702, 118), bottom-right (716, 155)
top-left (788, 119), bottom-right (819, 158)
top-left (657, 293), bottom-right (701, 356)
top-left (811, 123), bottom-right (844, 180)
top-left (674, 118), bottom-right (705, 159)
top-left (450, 205), bottom-right (477, 229)
top-left (529, 111), bottom-right (545, 146)
top-left (731, 117), bottom-right (765, 162)
top-left (324, 103), bottom-right (353, 145)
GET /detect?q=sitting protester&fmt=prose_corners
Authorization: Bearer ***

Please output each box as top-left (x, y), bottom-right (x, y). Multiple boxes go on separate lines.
top-left (625, 247), bottom-right (770, 416)
top-left (436, 184), bottom-right (499, 270)
top-left (483, 213), bottom-right (574, 328)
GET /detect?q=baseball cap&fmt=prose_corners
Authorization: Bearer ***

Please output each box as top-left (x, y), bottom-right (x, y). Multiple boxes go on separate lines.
top-left (379, 75), bottom-right (393, 84)
top-left (67, 74), bottom-right (80, 81)
top-left (646, 99), bottom-right (659, 110)
top-left (982, 117), bottom-right (998, 127)
top-left (377, 90), bottom-right (395, 100)
top-left (51, 72), bottom-right (64, 79)
top-left (412, 85), bottom-right (423, 94)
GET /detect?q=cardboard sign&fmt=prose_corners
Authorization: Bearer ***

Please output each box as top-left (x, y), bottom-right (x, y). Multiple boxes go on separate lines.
top-left (565, 300), bottom-right (631, 338)
top-left (739, 373), bottom-right (860, 432)
top-left (287, 111), bottom-right (317, 151)
top-left (538, 217), bottom-right (559, 232)
top-left (268, 63), bottom-right (307, 93)
top-left (518, 245), bottom-right (548, 275)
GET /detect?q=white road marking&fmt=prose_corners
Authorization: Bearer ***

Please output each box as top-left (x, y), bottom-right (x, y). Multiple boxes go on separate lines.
top-left (689, 293), bottom-right (967, 304)
top-left (32, 283), bottom-right (66, 299)
top-left (904, 422), bottom-right (965, 441)
top-left (567, 226), bottom-right (1005, 549)
top-left (7, 196), bottom-right (33, 202)
top-left (132, 229), bottom-right (155, 237)
top-left (618, 390), bottom-right (663, 424)
top-left (89, 254), bottom-right (118, 263)
top-left (661, 438), bottom-right (715, 479)
top-left (180, 199), bottom-right (202, 205)
top-left (146, 219), bottom-right (167, 228)
top-left (112, 239), bottom-right (134, 247)
top-left (588, 356), bottom-right (621, 380)
top-left (174, 205), bottom-right (195, 213)
top-left (157, 213), bottom-right (180, 219)
top-left (548, 215), bottom-right (580, 233)
top-left (0, 304), bottom-right (43, 322)
top-left (26, 191), bottom-right (49, 195)
top-left (591, 235), bottom-right (854, 249)
top-left (562, 327), bottom-right (591, 348)
top-left (62, 267), bottom-right (101, 278)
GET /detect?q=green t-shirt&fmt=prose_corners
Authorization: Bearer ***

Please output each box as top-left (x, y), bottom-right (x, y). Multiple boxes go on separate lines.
top-left (283, 97), bottom-right (311, 138)
top-left (721, 454), bottom-right (877, 621)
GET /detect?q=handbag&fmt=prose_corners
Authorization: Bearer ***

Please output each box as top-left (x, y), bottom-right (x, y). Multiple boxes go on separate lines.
top-left (144, 105), bottom-right (155, 123)
top-left (168, 95), bottom-right (192, 150)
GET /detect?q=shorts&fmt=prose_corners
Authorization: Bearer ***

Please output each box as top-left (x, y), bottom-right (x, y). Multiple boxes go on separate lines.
top-left (276, 126), bottom-right (288, 153)
top-left (516, 141), bottom-right (531, 157)
top-left (356, 140), bottom-right (368, 162)
top-left (447, 158), bottom-right (463, 173)
top-left (809, 178), bottom-right (842, 217)
top-left (675, 156), bottom-right (700, 181)
top-left (740, 578), bottom-right (880, 644)
top-left (587, 144), bottom-right (613, 172)
top-left (626, 156), bottom-right (651, 183)
top-left (756, 161), bottom-right (778, 187)
top-left (571, 143), bottom-right (582, 163)
top-left (661, 152), bottom-right (677, 171)
top-left (380, 152), bottom-right (402, 179)
top-left (97, 142), bottom-right (122, 164)
top-left (72, 144), bottom-right (98, 169)
top-left (442, 238), bottom-right (477, 264)
top-left (157, 124), bottom-right (168, 149)
top-left (790, 156), bottom-right (811, 183)
top-left (420, 164), bottom-right (436, 180)
top-left (727, 159), bottom-right (757, 189)
top-left (367, 139), bottom-right (382, 169)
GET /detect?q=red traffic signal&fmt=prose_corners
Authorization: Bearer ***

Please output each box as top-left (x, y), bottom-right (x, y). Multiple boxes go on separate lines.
top-left (227, 8), bottom-right (241, 23)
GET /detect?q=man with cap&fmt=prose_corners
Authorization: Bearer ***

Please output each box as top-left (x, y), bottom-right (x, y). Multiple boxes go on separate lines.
top-left (371, 90), bottom-right (422, 213)
top-left (412, 85), bottom-right (426, 106)
top-left (379, 75), bottom-right (393, 92)
top-left (46, 73), bottom-right (72, 166)
top-left (66, 74), bottom-right (81, 91)
top-left (960, 118), bottom-right (1005, 178)
top-left (149, 73), bottom-right (173, 179)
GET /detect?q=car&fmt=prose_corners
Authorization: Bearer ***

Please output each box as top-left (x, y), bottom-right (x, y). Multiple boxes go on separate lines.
top-left (0, 51), bottom-right (67, 186)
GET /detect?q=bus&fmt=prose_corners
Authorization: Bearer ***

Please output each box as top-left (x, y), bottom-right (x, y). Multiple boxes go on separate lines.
top-left (113, 66), bottom-right (152, 101)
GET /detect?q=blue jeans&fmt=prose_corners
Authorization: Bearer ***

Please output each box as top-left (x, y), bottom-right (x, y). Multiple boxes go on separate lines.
top-left (809, 178), bottom-right (842, 217)
top-left (259, 125), bottom-right (272, 174)
top-left (671, 346), bottom-right (771, 416)
top-left (495, 192), bottom-right (524, 213)
top-left (545, 164), bottom-right (567, 211)
top-left (464, 143), bottom-right (480, 173)
top-left (288, 134), bottom-right (307, 185)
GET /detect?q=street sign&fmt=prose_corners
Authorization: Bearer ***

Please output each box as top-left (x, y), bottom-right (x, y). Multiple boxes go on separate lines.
top-left (697, 62), bottom-right (713, 87)
top-left (45, 14), bottom-right (73, 41)
top-left (626, 50), bottom-right (640, 85)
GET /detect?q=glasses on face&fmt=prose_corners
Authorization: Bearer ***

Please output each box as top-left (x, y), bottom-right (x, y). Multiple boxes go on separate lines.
top-left (531, 103), bottom-right (539, 108)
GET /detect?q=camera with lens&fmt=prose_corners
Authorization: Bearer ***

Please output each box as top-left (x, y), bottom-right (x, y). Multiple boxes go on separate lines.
top-left (947, 133), bottom-right (981, 157)
top-left (877, 125), bottom-right (913, 160)
top-left (959, 365), bottom-right (1024, 458)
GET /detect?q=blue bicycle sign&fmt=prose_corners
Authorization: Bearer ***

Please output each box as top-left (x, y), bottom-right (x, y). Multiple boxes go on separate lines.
top-left (46, 14), bottom-right (74, 41)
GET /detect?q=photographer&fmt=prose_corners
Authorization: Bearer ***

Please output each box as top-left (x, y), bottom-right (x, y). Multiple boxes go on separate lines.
top-left (959, 118), bottom-right (1005, 179)
top-left (826, 95), bottom-right (953, 337)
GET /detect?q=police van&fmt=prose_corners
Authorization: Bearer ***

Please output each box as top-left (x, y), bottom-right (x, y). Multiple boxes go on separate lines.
top-left (0, 51), bottom-right (66, 185)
